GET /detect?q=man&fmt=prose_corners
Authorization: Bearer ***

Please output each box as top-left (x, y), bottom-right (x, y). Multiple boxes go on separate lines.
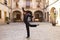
top-left (22, 7), bottom-right (39, 38)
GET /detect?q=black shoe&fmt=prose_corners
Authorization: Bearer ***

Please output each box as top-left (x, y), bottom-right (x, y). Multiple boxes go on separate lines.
top-left (34, 24), bottom-right (39, 27)
top-left (26, 36), bottom-right (30, 38)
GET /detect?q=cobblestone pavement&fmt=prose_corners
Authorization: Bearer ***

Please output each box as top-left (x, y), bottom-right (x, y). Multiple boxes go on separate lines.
top-left (0, 22), bottom-right (60, 40)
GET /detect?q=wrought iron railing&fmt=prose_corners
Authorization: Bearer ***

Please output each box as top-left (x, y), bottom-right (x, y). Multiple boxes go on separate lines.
top-left (43, 0), bottom-right (59, 10)
top-left (0, 2), bottom-right (11, 9)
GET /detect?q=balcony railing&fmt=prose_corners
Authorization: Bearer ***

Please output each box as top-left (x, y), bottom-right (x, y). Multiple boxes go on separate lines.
top-left (43, 0), bottom-right (59, 10)
top-left (0, 2), bottom-right (11, 9)
top-left (49, 0), bottom-right (59, 6)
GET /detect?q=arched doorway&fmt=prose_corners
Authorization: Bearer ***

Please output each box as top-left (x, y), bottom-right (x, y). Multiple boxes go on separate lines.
top-left (50, 7), bottom-right (56, 24)
top-left (34, 10), bottom-right (43, 22)
top-left (26, 10), bottom-right (32, 22)
top-left (13, 11), bottom-right (21, 22)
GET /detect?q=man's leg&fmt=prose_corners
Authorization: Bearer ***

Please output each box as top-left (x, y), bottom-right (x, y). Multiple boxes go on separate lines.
top-left (29, 23), bottom-right (39, 27)
top-left (30, 24), bottom-right (37, 27)
top-left (26, 22), bottom-right (39, 27)
top-left (26, 24), bottom-right (30, 38)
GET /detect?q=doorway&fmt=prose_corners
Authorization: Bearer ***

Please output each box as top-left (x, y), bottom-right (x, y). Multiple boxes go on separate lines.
top-left (13, 11), bottom-right (21, 22)
top-left (34, 10), bottom-right (43, 22)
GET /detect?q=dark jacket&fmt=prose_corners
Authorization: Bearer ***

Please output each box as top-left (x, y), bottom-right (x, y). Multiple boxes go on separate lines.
top-left (23, 13), bottom-right (33, 23)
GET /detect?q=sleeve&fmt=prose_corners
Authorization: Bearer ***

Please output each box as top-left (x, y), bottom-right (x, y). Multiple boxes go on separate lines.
top-left (28, 14), bottom-right (33, 18)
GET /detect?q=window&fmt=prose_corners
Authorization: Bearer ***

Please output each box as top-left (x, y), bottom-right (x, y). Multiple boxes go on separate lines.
top-left (14, 0), bottom-right (19, 2)
top-left (36, 0), bottom-right (41, 8)
top-left (0, 10), bottom-right (1, 18)
top-left (26, 0), bottom-right (31, 8)
top-left (4, 0), bottom-right (7, 5)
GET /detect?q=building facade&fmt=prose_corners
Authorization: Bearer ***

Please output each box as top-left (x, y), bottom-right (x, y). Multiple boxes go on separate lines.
top-left (0, 0), bottom-right (10, 24)
top-left (10, 0), bottom-right (49, 22)
top-left (0, 0), bottom-right (49, 24)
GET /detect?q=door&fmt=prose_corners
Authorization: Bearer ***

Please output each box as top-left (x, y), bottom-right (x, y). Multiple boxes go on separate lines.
top-left (13, 11), bottom-right (21, 22)
top-left (34, 11), bottom-right (43, 22)
top-left (4, 11), bottom-right (7, 22)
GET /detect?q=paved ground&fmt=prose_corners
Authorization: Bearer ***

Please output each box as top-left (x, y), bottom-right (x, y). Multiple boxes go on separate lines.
top-left (0, 22), bottom-right (60, 40)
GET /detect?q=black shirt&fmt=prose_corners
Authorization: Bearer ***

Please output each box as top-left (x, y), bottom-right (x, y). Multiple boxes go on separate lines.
top-left (23, 13), bottom-right (33, 23)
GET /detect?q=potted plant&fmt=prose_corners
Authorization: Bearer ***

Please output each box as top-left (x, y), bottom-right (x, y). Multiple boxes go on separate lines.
top-left (52, 21), bottom-right (56, 26)
top-left (52, 13), bottom-right (56, 26)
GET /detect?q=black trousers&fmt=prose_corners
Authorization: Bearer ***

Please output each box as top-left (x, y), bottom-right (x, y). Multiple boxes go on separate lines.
top-left (25, 22), bottom-right (37, 37)
top-left (26, 23), bottom-right (30, 37)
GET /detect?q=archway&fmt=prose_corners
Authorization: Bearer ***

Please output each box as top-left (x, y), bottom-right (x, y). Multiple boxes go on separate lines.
top-left (34, 10), bottom-right (43, 22)
top-left (13, 11), bottom-right (21, 22)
